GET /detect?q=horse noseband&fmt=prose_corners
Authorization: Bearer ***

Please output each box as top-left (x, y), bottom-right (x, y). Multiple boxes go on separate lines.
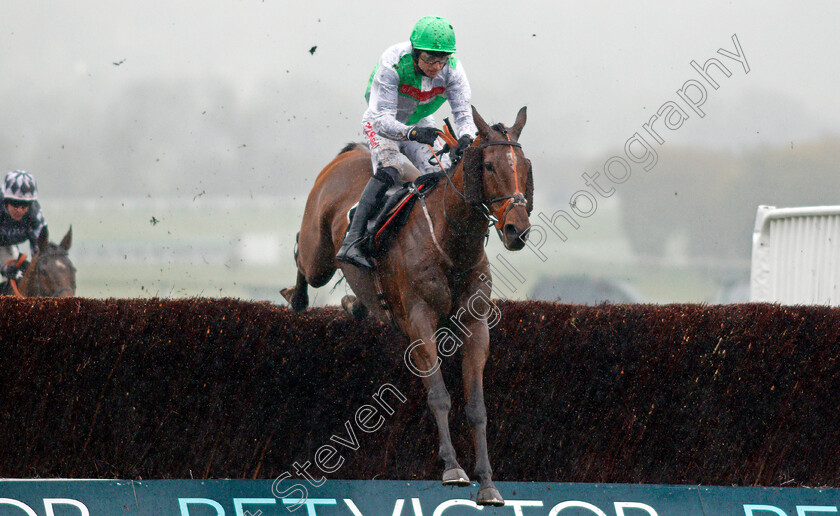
top-left (478, 139), bottom-right (526, 230)
top-left (484, 193), bottom-right (527, 230)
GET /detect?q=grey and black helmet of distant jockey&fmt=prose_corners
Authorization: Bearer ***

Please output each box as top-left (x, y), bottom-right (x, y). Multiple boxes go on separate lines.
top-left (411, 16), bottom-right (456, 79)
top-left (2, 170), bottom-right (38, 222)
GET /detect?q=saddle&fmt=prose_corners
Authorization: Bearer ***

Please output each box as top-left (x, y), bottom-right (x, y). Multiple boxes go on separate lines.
top-left (349, 173), bottom-right (443, 258)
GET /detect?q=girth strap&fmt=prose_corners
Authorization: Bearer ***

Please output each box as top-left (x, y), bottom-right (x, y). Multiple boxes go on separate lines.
top-left (372, 264), bottom-right (400, 331)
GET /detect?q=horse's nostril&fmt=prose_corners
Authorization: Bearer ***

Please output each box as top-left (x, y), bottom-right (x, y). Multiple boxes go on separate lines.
top-left (503, 224), bottom-right (529, 250)
top-left (504, 224), bottom-right (519, 240)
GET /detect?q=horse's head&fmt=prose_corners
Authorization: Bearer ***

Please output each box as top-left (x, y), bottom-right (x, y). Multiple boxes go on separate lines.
top-left (19, 226), bottom-right (76, 297)
top-left (462, 106), bottom-right (533, 251)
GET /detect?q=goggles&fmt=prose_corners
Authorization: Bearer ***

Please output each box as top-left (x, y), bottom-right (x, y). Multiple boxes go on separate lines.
top-left (5, 199), bottom-right (32, 209)
top-left (419, 53), bottom-right (451, 66)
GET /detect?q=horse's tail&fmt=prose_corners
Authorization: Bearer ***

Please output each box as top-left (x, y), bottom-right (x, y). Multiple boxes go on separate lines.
top-left (337, 142), bottom-right (368, 157)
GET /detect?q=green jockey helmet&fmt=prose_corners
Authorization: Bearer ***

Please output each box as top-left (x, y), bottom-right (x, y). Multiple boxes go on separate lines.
top-left (410, 16), bottom-right (457, 53)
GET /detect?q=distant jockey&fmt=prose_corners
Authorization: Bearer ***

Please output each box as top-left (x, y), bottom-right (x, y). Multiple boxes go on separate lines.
top-left (0, 170), bottom-right (47, 282)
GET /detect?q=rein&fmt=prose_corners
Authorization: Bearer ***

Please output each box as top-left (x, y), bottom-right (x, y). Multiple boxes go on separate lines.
top-left (438, 157), bottom-right (491, 240)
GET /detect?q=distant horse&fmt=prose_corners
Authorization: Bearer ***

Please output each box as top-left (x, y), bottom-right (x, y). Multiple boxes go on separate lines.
top-left (282, 107), bottom-right (533, 506)
top-left (2, 226), bottom-right (76, 298)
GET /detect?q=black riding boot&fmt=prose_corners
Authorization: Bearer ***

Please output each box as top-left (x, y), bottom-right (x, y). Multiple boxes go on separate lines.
top-left (336, 172), bottom-right (392, 269)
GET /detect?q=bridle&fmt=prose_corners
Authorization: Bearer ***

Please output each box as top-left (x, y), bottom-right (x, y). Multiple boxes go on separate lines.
top-left (476, 126), bottom-right (528, 230)
top-left (16, 246), bottom-right (75, 297)
top-left (434, 125), bottom-right (527, 237)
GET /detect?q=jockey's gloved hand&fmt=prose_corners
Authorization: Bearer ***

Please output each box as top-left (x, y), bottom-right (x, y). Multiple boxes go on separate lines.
top-left (453, 134), bottom-right (474, 159)
top-left (408, 126), bottom-right (439, 145)
top-left (1, 263), bottom-right (23, 282)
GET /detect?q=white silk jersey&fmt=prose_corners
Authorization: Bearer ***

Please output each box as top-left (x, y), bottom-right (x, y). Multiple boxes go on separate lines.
top-left (363, 42), bottom-right (478, 141)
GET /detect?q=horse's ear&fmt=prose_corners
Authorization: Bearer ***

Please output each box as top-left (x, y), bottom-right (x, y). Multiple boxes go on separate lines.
top-left (471, 105), bottom-right (490, 139)
top-left (60, 226), bottom-right (72, 251)
top-left (462, 146), bottom-right (484, 204)
top-left (525, 159), bottom-right (534, 215)
top-left (510, 106), bottom-right (527, 140)
top-left (37, 227), bottom-right (49, 252)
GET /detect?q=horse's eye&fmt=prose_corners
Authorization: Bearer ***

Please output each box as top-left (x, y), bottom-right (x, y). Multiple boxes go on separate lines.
top-left (484, 162), bottom-right (494, 172)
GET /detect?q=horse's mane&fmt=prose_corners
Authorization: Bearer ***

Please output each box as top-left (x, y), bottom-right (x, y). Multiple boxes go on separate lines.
top-left (490, 123), bottom-right (507, 135)
top-left (337, 142), bottom-right (367, 157)
top-left (44, 242), bottom-right (67, 256)
top-left (32, 243), bottom-right (63, 262)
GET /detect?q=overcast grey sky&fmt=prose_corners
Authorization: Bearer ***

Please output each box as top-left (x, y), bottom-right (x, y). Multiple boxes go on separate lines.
top-left (3, 1), bottom-right (839, 194)
top-left (5, 1), bottom-right (840, 302)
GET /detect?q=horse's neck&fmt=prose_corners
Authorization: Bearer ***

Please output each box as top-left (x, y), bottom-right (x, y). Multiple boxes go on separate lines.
top-left (21, 251), bottom-right (49, 297)
top-left (437, 166), bottom-right (488, 270)
top-left (20, 257), bottom-right (38, 296)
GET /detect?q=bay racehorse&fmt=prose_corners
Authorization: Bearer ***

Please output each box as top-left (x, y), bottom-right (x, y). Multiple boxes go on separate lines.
top-left (2, 226), bottom-right (76, 297)
top-left (282, 107), bottom-right (533, 506)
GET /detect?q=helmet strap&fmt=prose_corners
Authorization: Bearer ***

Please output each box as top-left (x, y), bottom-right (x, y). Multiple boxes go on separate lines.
top-left (411, 49), bottom-right (428, 77)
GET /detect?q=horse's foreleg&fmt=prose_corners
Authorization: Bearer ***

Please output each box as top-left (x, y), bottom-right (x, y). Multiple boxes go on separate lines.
top-left (406, 306), bottom-right (469, 486)
top-left (462, 321), bottom-right (504, 506)
top-left (281, 233), bottom-right (309, 311)
top-left (341, 295), bottom-right (368, 321)
top-left (427, 370), bottom-right (470, 486)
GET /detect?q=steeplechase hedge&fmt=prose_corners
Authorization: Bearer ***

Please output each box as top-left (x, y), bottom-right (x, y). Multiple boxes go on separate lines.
top-left (1, 297), bottom-right (839, 487)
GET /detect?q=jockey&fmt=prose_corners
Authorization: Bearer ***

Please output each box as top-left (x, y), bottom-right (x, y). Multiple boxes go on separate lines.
top-left (0, 170), bottom-right (47, 282)
top-left (336, 15), bottom-right (478, 269)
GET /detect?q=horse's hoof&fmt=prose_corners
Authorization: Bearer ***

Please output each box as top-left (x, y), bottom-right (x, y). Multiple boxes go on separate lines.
top-left (477, 486), bottom-right (505, 506)
top-left (280, 287), bottom-right (307, 312)
top-left (442, 468), bottom-right (470, 486)
top-left (341, 296), bottom-right (355, 318)
top-left (280, 287), bottom-right (294, 303)
top-left (341, 295), bottom-right (368, 321)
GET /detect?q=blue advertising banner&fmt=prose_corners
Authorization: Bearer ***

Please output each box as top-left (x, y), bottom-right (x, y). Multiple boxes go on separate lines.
top-left (1, 480), bottom-right (838, 515)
